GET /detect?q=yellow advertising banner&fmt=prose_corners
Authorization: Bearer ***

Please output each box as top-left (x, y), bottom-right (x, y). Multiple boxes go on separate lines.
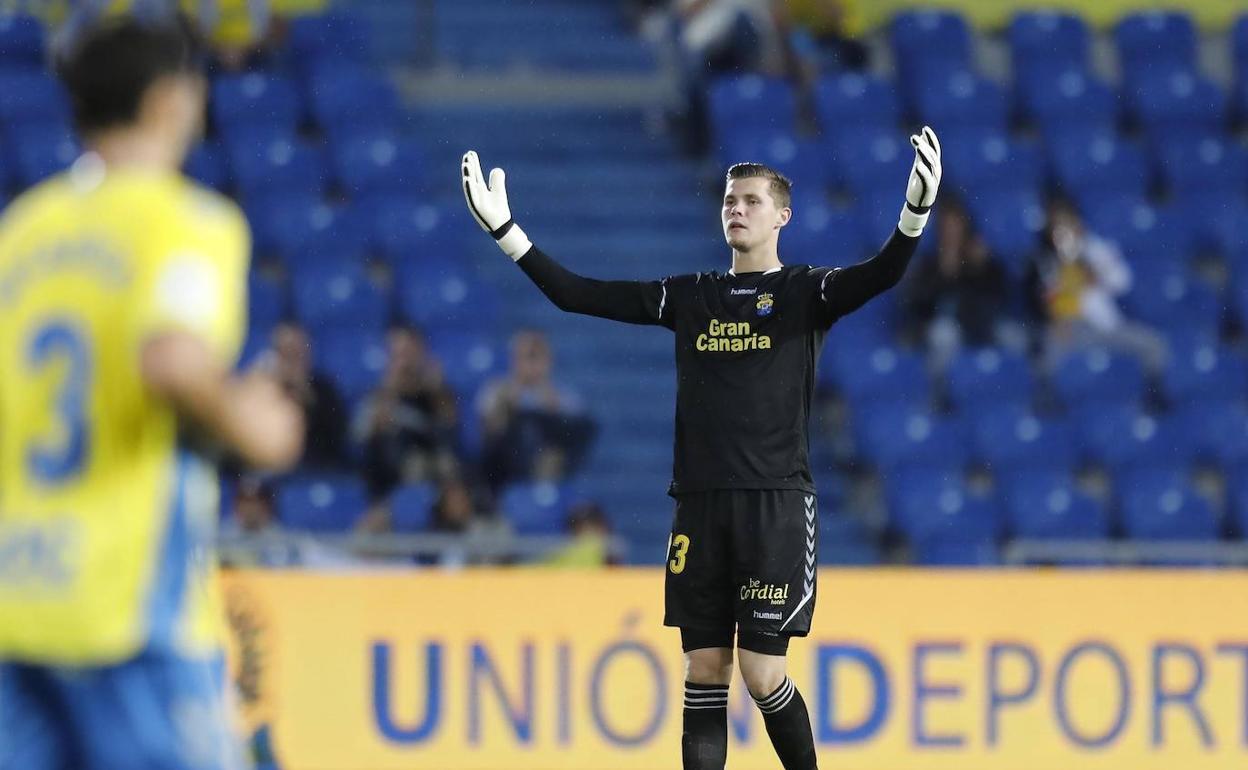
top-left (854, 0), bottom-right (1243, 30)
top-left (223, 569), bottom-right (1248, 770)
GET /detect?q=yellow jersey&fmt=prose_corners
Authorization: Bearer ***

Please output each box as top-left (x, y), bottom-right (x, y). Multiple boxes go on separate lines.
top-left (0, 158), bottom-right (249, 665)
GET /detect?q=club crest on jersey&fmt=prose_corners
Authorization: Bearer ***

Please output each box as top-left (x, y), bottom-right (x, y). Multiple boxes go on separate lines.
top-left (756, 293), bottom-right (774, 317)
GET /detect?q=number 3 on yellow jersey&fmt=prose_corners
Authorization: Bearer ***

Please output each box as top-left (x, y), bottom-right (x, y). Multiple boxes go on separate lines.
top-left (669, 534), bottom-right (690, 574)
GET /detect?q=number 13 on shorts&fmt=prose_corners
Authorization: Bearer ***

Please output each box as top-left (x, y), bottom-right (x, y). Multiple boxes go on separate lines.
top-left (668, 533), bottom-right (690, 574)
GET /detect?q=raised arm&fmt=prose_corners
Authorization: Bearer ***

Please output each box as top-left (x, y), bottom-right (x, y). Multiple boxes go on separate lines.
top-left (461, 151), bottom-right (670, 327)
top-left (822, 126), bottom-right (942, 320)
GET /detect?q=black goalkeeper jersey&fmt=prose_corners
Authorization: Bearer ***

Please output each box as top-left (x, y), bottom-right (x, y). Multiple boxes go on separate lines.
top-left (517, 229), bottom-right (919, 495)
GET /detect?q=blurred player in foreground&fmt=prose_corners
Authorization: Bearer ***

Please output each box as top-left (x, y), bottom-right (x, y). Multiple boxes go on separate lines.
top-left (0, 16), bottom-right (302, 770)
top-left (463, 127), bottom-right (940, 770)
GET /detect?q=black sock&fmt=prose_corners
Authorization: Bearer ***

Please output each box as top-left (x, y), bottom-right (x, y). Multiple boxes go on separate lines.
top-left (682, 682), bottom-right (728, 770)
top-left (753, 677), bottom-right (817, 770)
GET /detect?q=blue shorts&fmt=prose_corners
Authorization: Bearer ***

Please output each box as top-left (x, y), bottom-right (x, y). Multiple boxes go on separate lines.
top-left (0, 648), bottom-right (246, 770)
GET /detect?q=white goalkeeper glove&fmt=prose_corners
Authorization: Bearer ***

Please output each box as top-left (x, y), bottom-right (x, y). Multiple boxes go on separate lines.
top-left (462, 150), bottom-right (532, 261)
top-left (899, 126), bottom-right (941, 237)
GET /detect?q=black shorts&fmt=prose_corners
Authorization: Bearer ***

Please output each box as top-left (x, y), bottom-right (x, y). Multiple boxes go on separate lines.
top-left (663, 489), bottom-right (817, 645)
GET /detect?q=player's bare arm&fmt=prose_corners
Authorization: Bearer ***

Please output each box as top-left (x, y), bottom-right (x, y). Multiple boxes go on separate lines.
top-left (141, 331), bottom-right (304, 470)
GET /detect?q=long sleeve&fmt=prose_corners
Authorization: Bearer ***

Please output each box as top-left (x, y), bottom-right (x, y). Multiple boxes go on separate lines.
top-left (516, 245), bottom-right (674, 328)
top-left (821, 228), bottom-right (920, 320)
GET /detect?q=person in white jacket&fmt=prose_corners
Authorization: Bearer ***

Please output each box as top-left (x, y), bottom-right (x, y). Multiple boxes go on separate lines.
top-left (1031, 198), bottom-right (1169, 375)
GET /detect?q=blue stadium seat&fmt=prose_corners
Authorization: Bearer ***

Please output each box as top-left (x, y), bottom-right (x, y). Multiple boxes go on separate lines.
top-left (211, 73), bottom-right (302, 134)
top-left (1075, 405), bottom-right (1194, 472)
top-left (830, 128), bottom-right (912, 196)
top-left (1114, 11), bottom-right (1198, 83)
top-left (1051, 347), bottom-right (1146, 407)
top-left (913, 70), bottom-right (1009, 131)
top-left (184, 141), bottom-right (229, 191)
top-left (306, 65), bottom-right (401, 135)
top-left (1050, 130), bottom-right (1150, 201)
top-left (247, 271), bottom-right (287, 332)
top-left (291, 262), bottom-right (389, 333)
top-left (889, 10), bottom-right (974, 98)
top-left (818, 515), bottom-right (882, 565)
top-left (913, 540), bottom-right (1000, 566)
top-left (501, 481), bottom-right (572, 535)
top-left (1008, 11), bottom-right (1090, 83)
top-left (812, 72), bottom-right (901, 141)
top-left (783, 199), bottom-right (869, 264)
top-left (314, 328), bottom-right (389, 405)
top-left (395, 259), bottom-right (498, 334)
top-left (833, 343), bottom-right (928, 404)
top-left (940, 128), bottom-right (1044, 197)
top-left (1156, 133), bottom-right (1248, 196)
top-left (1023, 68), bottom-right (1118, 129)
top-left (886, 468), bottom-right (999, 544)
top-left (226, 135), bottom-right (329, 197)
top-left (1236, 16), bottom-right (1248, 120)
top-left (1235, 15), bottom-right (1248, 77)
top-left (245, 194), bottom-right (342, 262)
top-left (946, 348), bottom-right (1035, 408)
top-left (721, 130), bottom-right (828, 191)
top-left (855, 191), bottom-right (936, 260)
top-left (0, 70), bottom-right (69, 126)
top-left (5, 124), bottom-right (78, 186)
top-left (1176, 191), bottom-right (1247, 258)
top-left (1237, 77), bottom-right (1248, 126)
top-left (855, 404), bottom-right (968, 470)
top-left (277, 475), bottom-right (367, 532)
top-left (1127, 69), bottom-right (1229, 135)
top-left (999, 470), bottom-right (1110, 539)
top-left (0, 15), bottom-right (45, 67)
top-left (965, 187), bottom-right (1046, 269)
top-left (288, 11), bottom-right (371, 70)
top-left (426, 330), bottom-right (504, 398)
top-left (1227, 467), bottom-right (1248, 536)
top-left (1079, 197), bottom-right (1193, 261)
top-left (370, 197), bottom-right (468, 267)
top-left (1117, 469), bottom-right (1218, 540)
top-left (1164, 340), bottom-right (1248, 405)
top-left (970, 405), bottom-right (1077, 474)
top-left (330, 131), bottom-right (424, 198)
top-left (390, 483), bottom-right (436, 533)
top-left (1123, 263), bottom-right (1221, 333)
top-left (1172, 400), bottom-right (1248, 468)
top-left (707, 75), bottom-right (798, 140)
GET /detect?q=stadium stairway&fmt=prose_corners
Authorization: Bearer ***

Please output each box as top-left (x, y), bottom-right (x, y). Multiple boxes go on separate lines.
top-left (385, 1), bottom-right (714, 561)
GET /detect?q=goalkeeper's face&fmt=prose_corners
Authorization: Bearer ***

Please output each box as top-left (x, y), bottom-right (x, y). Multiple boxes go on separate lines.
top-left (722, 177), bottom-right (791, 252)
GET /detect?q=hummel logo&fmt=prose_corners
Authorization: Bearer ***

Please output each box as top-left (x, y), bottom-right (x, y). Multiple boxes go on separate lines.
top-left (730, 288), bottom-right (757, 295)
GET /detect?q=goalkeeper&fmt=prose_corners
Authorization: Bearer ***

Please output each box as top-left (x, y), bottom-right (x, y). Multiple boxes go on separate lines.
top-left (463, 127), bottom-right (941, 770)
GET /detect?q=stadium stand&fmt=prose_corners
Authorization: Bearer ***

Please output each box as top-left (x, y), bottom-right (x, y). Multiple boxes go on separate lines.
top-left (7, 1), bottom-right (1248, 567)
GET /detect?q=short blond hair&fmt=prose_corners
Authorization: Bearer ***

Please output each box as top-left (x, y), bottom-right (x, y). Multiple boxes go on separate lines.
top-left (726, 163), bottom-right (793, 209)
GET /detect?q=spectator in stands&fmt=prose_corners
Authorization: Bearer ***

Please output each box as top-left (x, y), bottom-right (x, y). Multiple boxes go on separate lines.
top-left (1026, 198), bottom-right (1169, 374)
top-left (219, 477), bottom-right (302, 567)
top-left (902, 201), bottom-right (1021, 368)
top-left (543, 501), bottom-right (617, 568)
top-left (675, 0), bottom-right (787, 75)
top-left (647, 0), bottom-right (801, 153)
top-left (268, 322), bottom-right (348, 469)
top-left (781, 0), bottom-right (868, 71)
top-left (351, 325), bottom-right (459, 499)
top-left (55, 1), bottom-right (274, 71)
top-left (221, 476), bottom-right (279, 539)
top-left (424, 476), bottom-right (512, 568)
top-left (477, 330), bottom-right (597, 490)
